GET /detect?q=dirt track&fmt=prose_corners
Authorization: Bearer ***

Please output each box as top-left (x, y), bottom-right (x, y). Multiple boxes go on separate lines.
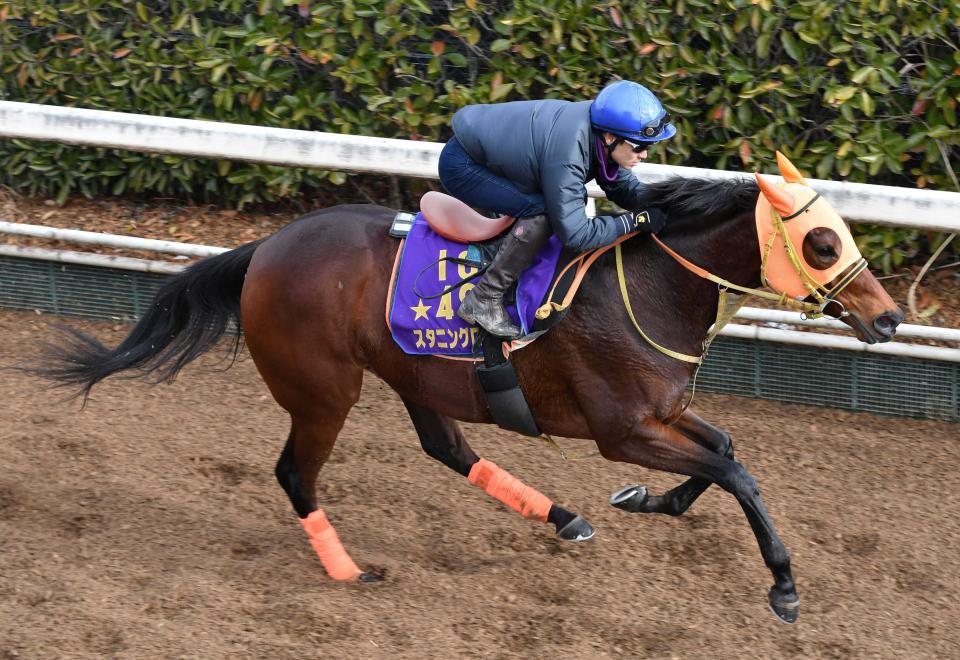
top-left (1, 309), bottom-right (958, 659)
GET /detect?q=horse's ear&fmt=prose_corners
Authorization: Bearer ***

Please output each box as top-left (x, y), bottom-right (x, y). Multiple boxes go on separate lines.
top-left (755, 172), bottom-right (795, 216)
top-left (775, 151), bottom-right (807, 185)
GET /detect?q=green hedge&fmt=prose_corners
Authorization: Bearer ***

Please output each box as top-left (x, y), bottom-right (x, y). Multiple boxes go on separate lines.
top-left (1, 0), bottom-right (957, 268)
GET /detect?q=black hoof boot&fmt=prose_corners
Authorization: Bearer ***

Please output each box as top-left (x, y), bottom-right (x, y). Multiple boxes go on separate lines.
top-left (609, 485), bottom-right (648, 512)
top-left (768, 586), bottom-right (800, 624)
top-left (358, 570), bottom-right (385, 583)
top-left (556, 515), bottom-right (595, 542)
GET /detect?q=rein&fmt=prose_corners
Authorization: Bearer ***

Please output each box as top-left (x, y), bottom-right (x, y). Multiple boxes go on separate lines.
top-left (652, 233), bottom-right (819, 314)
top-left (614, 231), bottom-right (817, 368)
top-left (613, 236), bottom-right (739, 424)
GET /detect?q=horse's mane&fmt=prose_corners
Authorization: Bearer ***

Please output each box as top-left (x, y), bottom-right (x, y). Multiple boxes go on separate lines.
top-left (634, 176), bottom-right (760, 229)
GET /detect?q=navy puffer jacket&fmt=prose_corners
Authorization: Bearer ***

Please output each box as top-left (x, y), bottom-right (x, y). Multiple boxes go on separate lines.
top-left (452, 99), bottom-right (647, 251)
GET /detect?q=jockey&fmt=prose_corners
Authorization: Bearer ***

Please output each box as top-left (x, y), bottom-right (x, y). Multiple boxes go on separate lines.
top-left (439, 80), bottom-right (677, 338)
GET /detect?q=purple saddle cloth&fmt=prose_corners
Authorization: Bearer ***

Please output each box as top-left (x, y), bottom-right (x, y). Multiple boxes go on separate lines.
top-left (389, 213), bottom-right (563, 357)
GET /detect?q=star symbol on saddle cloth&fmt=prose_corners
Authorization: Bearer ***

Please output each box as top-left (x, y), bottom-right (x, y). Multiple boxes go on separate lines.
top-left (410, 298), bottom-right (431, 321)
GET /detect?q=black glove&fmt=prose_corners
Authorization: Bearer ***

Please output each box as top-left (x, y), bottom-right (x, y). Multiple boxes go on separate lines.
top-left (616, 208), bottom-right (667, 234)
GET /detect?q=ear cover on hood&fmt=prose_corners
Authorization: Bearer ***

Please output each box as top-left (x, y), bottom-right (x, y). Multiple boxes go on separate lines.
top-left (775, 151), bottom-right (807, 185)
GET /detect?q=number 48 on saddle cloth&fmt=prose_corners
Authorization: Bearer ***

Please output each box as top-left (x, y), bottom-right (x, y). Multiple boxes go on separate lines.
top-left (387, 212), bottom-right (565, 357)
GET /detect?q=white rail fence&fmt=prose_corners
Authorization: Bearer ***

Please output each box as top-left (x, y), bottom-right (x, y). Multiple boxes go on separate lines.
top-left (0, 101), bottom-right (958, 363)
top-left (3, 101), bottom-right (960, 230)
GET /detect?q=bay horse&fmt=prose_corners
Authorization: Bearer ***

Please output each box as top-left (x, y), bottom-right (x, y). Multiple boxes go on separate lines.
top-left (36, 155), bottom-right (902, 624)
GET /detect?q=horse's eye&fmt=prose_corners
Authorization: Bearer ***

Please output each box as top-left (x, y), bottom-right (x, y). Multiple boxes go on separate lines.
top-left (802, 228), bottom-right (842, 269)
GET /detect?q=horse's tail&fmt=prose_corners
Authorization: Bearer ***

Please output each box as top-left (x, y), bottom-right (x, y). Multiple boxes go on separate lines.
top-left (36, 238), bottom-right (266, 399)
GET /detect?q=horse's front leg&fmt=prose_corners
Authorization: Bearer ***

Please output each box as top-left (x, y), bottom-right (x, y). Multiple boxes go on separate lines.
top-left (610, 410), bottom-right (733, 516)
top-left (596, 417), bottom-right (799, 624)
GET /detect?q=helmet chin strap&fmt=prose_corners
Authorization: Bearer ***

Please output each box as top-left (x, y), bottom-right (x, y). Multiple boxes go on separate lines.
top-left (593, 130), bottom-right (621, 157)
top-left (607, 138), bottom-right (621, 158)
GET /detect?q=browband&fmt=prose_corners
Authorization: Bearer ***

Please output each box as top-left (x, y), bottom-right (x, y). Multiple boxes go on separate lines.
top-left (782, 193), bottom-right (821, 220)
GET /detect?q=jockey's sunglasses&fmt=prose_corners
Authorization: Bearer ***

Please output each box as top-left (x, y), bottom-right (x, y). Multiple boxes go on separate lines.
top-left (621, 138), bottom-right (648, 154)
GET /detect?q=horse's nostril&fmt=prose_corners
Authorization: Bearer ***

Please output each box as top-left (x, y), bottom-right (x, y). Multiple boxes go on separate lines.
top-left (874, 313), bottom-right (899, 337)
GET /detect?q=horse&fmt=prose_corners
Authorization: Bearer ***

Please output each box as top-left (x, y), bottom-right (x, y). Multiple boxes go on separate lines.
top-left (35, 153), bottom-right (902, 624)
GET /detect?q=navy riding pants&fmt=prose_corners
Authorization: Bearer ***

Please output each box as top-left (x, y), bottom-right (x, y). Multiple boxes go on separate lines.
top-left (437, 137), bottom-right (546, 219)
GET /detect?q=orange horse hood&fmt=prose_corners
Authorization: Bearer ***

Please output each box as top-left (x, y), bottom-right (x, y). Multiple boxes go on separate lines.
top-left (755, 152), bottom-right (863, 299)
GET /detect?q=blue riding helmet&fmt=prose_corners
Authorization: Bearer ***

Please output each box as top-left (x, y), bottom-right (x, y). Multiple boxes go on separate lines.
top-left (590, 80), bottom-right (676, 143)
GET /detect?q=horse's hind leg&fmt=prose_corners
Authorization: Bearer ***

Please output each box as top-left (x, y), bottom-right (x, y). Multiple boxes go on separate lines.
top-left (611, 410), bottom-right (734, 516)
top-left (402, 398), bottom-right (594, 542)
top-left (274, 397), bottom-right (382, 582)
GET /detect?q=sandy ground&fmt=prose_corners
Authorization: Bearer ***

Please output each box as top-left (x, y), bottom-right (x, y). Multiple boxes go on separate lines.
top-left (1, 308), bottom-right (958, 659)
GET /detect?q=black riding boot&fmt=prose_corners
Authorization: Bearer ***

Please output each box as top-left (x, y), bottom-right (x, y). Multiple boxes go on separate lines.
top-left (458, 214), bottom-right (551, 338)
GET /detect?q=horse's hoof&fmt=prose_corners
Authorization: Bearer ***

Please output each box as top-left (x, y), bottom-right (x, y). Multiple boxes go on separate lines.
top-left (358, 571), bottom-right (385, 583)
top-left (610, 485), bottom-right (648, 512)
top-left (556, 515), bottom-right (595, 542)
top-left (768, 587), bottom-right (799, 624)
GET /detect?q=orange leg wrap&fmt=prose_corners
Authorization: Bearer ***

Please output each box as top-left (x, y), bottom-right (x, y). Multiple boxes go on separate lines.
top-left (467, 458), bottom-right (552, 522)
top-left (300, 509), bottom-right (363, 581)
